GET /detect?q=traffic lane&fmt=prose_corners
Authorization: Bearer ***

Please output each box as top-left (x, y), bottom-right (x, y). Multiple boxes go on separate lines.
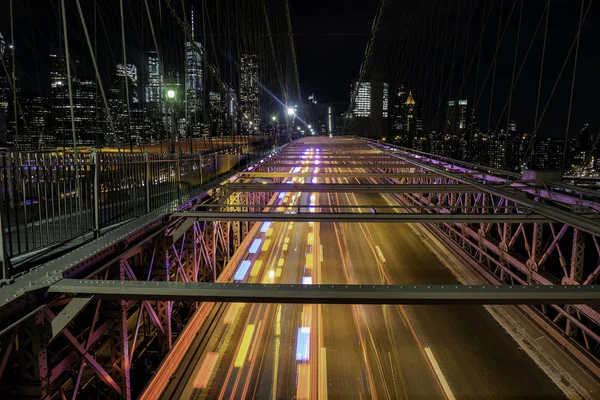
top-left (208, 220), bottom-right (291, 399)
top-left (253, 220), bottom-right (308, 399)
top-left (319, 218), bottom-right (373, 399)
top-left (332, 195), bottom-right (444, 399)
top-left (357, 192), bottom-right (565, 399)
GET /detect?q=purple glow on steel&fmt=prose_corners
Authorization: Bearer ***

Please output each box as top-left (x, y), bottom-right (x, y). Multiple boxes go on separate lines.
top-left (296, 327), bottom-right (310, 362)
top-left (312, 177), bottom-right (317, 184)
top-left (249, 239), bottom-right (262, 254)
top-left (234, 260), bottom-right (252, 281)
top-left (293, 167), bottom-right (301, 173)
top-left (260, 222), bottom-right (271, 232)
top-left (279, 192), bottom-right (285, 199)
top-left (314, 160), bottom-right (320, 165)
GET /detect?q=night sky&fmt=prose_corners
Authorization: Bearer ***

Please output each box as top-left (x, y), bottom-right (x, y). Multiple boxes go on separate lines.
top-left (290, 0), bottom-right (378, 105)
top-left (2, 0), bottom-right (600, 137)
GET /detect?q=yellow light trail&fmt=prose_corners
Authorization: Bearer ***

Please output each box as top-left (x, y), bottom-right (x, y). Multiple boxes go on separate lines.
top-left (261, 239), bottom-right (272, 252)
top-left (234, 324), bottom-right (255, 368)
top-left (250, 260), bottom-right (263, 277)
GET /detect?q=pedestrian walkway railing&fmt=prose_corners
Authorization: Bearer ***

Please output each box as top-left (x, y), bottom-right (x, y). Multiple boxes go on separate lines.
top-left (0, 139), bottom-right (277, 276)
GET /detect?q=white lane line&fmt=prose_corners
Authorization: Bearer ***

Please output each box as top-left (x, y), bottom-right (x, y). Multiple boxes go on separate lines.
top-left (320, 244), bottom-right (324, 262)
top-left (375, 245), bottom-right (386, 263)
top-left (424, 347), bottom-right (456, 400)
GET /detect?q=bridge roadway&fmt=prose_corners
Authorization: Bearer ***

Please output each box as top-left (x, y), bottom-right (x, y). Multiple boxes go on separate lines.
top-left (157, 138), bottom-right (566, 399)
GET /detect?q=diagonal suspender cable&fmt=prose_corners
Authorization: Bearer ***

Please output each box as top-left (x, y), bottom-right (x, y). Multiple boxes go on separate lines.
top-left (60, 0), bottom-right (79, 157)
top-left (562, 0), bottom-right (586, 175)
top-left (120, 0), bottom-right (133, 152)
top-left (75, 0), bottom-right (119, 151)
top-left (284, 0), bottom-right (301, 102)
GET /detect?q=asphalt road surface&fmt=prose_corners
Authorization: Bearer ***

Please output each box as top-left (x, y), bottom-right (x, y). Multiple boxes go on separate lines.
top-left (163, 140), bottom-right (566, 400)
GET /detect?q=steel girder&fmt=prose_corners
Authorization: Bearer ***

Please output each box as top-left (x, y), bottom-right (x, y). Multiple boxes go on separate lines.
top-left (172, 211), bottom-right (550, 223)
top-left (223, 183), bottom-right (481, 193)
top-left (48, 280), bottom-right (600, 305)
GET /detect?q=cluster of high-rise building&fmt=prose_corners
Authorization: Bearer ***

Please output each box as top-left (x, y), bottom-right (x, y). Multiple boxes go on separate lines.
top-left (394, 96), bottom-right (595, 174)
top-left (349, 78), bottom-right (597, 174)
top-left (0, 20), bottom-right (262, 151)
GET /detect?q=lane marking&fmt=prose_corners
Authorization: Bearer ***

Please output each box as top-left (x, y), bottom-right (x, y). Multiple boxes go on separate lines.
top-left (375, 245), bottom-right (386, 263)
top-left (424, 347), bottom-right (456, 400)
top-left (320, 244), bottom-right (323, 262)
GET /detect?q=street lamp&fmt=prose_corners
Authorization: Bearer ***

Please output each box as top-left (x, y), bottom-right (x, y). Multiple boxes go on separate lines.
top-left (296, 126), bottom-right (301, 131)
top-left (271, 115), bottom-right (277, 122)
top-left (165, 86), bottom-right (178, 153)
top-left (287, 107), bottom-right (295, 116)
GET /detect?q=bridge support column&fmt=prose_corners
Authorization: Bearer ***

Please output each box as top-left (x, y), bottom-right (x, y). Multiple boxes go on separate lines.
top-left (16, 312), bottom-right (49, 398)
top-left (110, 262), bottom-right (131, 400)
top-left (157, 242), bottom-right (173, 354)
top-left (565, 229), bottom-right (586, 337)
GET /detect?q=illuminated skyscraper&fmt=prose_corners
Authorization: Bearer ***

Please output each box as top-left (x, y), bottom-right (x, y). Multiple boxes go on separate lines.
top-left (117, 63), bottom-right (138, 104)
top-left (185, 8), bottom-right (203, 117)
top-left (350, 80), bottom-right (388, 138)
top-left (239, 54), bottom-right (260, 133)
top-left (145, 50), bottom-right (163, 106)
top-left (352, 82), bottom-right (371, 117)
top-left (48, 52), bottom-right (100, 146)
top-left (445, 99), bottom-right (468, 134)
top-left (209, 91), bottom-right (222, 136)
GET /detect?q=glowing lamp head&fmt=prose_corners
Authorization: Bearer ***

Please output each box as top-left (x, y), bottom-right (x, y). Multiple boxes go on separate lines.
top-left (287, 107), bottom-right (295, 116)
top-left (167, 89), bottom-right (175, 99)
top-left (271, 115), bottom-right (277, 122)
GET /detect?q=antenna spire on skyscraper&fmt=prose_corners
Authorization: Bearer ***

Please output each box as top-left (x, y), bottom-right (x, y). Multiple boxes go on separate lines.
top-left (191, 6), bottom-right (195, 42)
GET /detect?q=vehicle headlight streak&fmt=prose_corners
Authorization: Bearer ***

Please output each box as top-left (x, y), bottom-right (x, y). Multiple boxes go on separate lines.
top-left (260, 221), bottom-right (272, 232)
top-left (248, 239), bottom-right (262, 254)
top-left (296, 327), bottom-right (311, 362)
top-left (234, 260), bottom-right (252, 281)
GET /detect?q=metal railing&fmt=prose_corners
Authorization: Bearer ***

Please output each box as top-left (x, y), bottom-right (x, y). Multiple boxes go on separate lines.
top-left (0, 139), bottom-right (276, 275)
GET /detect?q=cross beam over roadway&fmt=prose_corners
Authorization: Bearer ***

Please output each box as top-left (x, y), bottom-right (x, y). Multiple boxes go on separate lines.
top-left (225, 183), bottom-right (481, 193)
top-left (261, 163), bottom-right (412, 168)
top-left (239, 172), bottom-right (450, 178)
top-left (48, 280), bottom-right (600, 305)
top-left (172, 211), bottom-right (550, 223)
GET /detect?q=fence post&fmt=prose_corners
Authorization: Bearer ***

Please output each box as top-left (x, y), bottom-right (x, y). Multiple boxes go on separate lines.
top-left (214, 153), bottom-right (218, 180)
top-left (92, 149), bottom-right (100, 239)
top-left (145, 152), bottom-right (151, 213)
top-left (175, 153), bottom-right (181, 199)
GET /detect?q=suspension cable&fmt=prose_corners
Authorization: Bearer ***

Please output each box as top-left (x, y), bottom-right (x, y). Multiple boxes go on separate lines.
top-left (562, 0), bottom-right (586, 174)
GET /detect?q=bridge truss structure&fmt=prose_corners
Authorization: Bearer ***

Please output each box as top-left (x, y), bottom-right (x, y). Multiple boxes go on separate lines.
top-left (0, 137), bottom-right (600, 398)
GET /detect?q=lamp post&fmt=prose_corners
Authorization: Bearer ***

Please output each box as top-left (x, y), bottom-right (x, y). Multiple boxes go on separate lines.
top-left (165, 86), bottom-right (177, 154)
top-left (286, 106), bottom-right (295, 142)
